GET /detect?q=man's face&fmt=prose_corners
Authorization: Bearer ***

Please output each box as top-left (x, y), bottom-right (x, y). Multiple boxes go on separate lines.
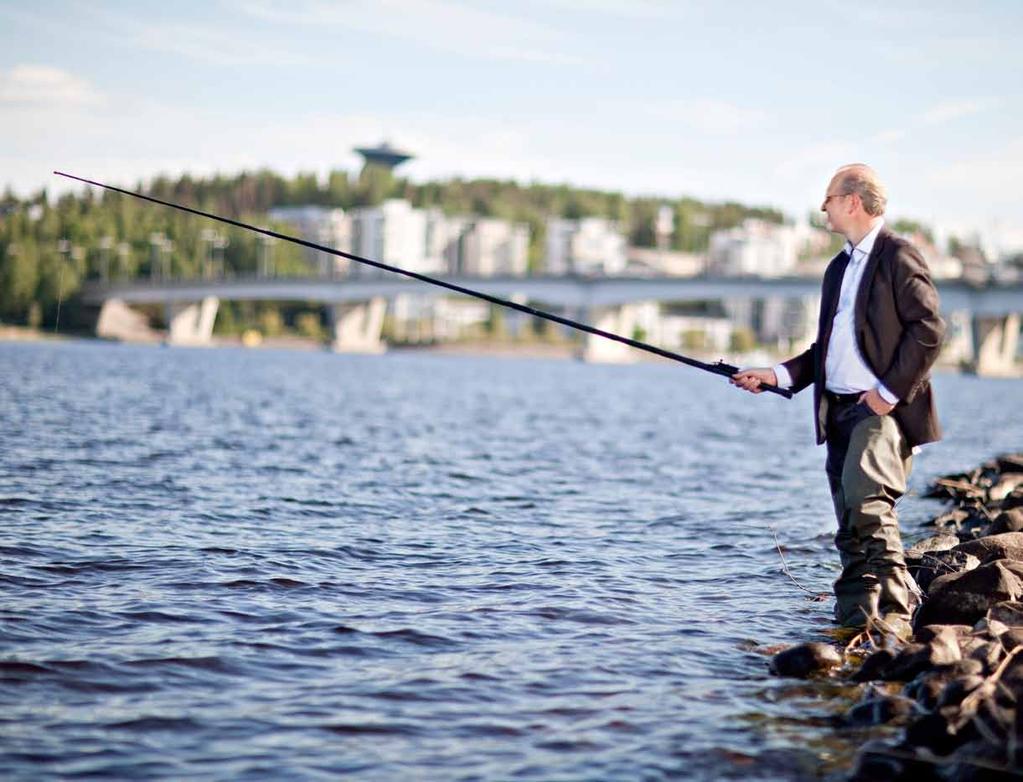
top-left (820, 175), bottom-right (852, 234)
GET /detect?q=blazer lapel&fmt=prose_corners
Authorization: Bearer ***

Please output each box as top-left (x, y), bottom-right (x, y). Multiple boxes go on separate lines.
top-left (854, 227), bottom-right (888, 329)
top-left (819, 250), bottom-right (850, 346)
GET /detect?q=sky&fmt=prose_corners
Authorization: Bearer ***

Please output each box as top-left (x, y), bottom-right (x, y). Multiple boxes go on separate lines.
top-left (2, 0), bottom-right (1022, 251)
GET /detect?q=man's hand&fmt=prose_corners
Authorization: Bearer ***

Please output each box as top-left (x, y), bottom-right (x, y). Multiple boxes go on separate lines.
top-left (859, 388), bottom-right (896, 415)
top-left (730, 367), bottom-right (777, 394)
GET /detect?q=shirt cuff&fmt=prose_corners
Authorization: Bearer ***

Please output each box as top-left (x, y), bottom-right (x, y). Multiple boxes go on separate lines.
top-left (876, 383), bottom-right (900, 405)
top-left (773, 364), bottom-right (792, 389)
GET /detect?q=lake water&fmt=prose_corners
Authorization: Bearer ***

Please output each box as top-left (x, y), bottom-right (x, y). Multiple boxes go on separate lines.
top-left (1, 340), bottom-right (1020, 780)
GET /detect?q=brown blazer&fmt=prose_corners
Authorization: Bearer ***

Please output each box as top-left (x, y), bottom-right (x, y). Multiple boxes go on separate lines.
top-left (782, 226), bottom-right (945, 448)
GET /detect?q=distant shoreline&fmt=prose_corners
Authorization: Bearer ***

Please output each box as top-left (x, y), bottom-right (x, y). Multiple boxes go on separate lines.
top-left (0, 327), bottom-right (739, 364)
top-left (0, 326), bottom-right (67, 342)
top-left (1, 326), bottom-right (1016, 375)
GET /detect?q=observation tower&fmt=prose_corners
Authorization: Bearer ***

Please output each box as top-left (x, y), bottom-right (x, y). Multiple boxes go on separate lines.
top-left (354, 141), bottom-right (414, 172)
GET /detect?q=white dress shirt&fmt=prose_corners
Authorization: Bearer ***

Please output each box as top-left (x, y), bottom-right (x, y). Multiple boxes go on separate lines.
top-left (774, 219), bottom-right (899, 404)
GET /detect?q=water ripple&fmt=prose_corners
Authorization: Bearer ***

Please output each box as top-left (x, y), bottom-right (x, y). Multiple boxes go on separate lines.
top-left (1, 341), bottom-right (1020, 780)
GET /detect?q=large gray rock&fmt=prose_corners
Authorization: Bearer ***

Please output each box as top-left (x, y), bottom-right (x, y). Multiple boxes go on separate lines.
top-left (924, 476), bottom-right (986, 502)
top-left (989, 474), bottom-right (1023, 502)
top-left (849, 739), bottom-right (909, 781)
top-left (842, 690), bottom-right (913, 727)
top-left (946, 658), bottom-right (985, 678)
top-left (972, 617), bottom-right (1009, 637)
top-left (904, 711), bottom-right (975, 756)
top-left (987, 601), bottom-right (1023, 626)
top-left (768, 642), bottom-right (842, 678)
top-left (904, 671), bottom-right (949, 710)
top-left (881, 643), bottom-right (932, 681)
top-left (927, 507), bottom-right (971, 530)
top-left (955, 532), bottom-right (1023, 563)
top-left (915, 624), bottom-right (972, 643)
top-left (999, 627), bottom-right (1023, 652)
top-left (997, 453), bottom-right (1023, 474)
top-left (915, 560), bottom-right (1023, 627)
top-left (906, 534), bottom-right (960, 559)
top-left (911, 549), bottom-right (980, 593)
top-left (876, 634), bottom-right (962, 681)
top-left (851, 648), bottom-right (896, 682)
top-left (923, 626), bottom-right (964, 665)
top-left (998, 652), bottom-right (1023, 695)
top-left (988, 508), bottom-right (1023, 535)
top-left (960, 636), bottom-right (989, 658)
top-left (935, 675), bottom-right (985, 708)
top-left (969, 640), bottom-right (1004, 674)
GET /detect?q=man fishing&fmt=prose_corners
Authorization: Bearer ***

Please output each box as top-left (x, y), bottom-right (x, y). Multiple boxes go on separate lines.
top-left (731, 164), bottom-right (944, 635)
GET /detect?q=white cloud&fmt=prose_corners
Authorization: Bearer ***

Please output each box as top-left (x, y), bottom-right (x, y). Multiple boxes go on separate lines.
top-left (127, 21), bottom-right (313, 66)
top-left (773, 141), bottom-right (857, 180)
top-left (861, 98), bottom-right (1000, 148)
top-left (926, 137), bottom-right (1023, 191)
top-left (0, 65), bottom-right (104, 107)
top-left (921, 98), bottom-right (999, 126)
top-left (6, 85), bottom-right (1021, 242)
top-left (870, 128), bottom-right (906, 144)
top-left (649, 99), bottom-right (770, 135)
top-left (232, 0), bottom-right (585, 65)
top-left (541, 0), bottom-right (686, 20)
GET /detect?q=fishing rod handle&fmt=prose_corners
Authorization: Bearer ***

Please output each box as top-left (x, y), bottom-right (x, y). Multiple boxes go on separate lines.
top-left (712, 361), bottom-right (793, 399)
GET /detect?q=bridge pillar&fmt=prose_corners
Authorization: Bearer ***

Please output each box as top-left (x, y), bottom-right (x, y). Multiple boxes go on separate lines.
top-left (970, 313), bottom-right (1020, 376)
top-left (579, 304), bottom-right (645, 363)
top-left (166, 297), bottom-right (219, 346)
top-left (939, 310), bottom-right (974, 366)
top-left (330, 298), bottom-right (386, 354)
top-left (96, 298), bottom-right (159, 342)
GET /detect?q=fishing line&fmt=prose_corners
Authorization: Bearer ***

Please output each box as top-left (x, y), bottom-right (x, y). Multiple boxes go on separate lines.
top-left (53, 170), bottom-right (792, 399)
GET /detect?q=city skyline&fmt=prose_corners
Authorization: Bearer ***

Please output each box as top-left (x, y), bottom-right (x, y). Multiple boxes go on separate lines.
top-left (2, 1), bottom-right (1021, 253)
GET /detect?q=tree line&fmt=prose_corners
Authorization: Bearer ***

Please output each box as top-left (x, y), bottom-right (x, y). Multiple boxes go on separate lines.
top-left (0, 167), bottom-right (786, 330)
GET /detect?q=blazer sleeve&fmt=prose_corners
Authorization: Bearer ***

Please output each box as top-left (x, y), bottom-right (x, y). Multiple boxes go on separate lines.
top-left (782, 343), bottom-right (817, 394)
top-left (879, 243), bottom-right (946, 401)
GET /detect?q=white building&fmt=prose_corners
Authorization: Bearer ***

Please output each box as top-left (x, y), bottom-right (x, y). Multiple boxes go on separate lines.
top-left (626, 246), bottom-right (704, 277)
top-left (545, 217), bottom-right (627, 276)
top-left (724, 296), bottom-right (819, 348)
top-left (459, 218), bottom-right (530, 276)
top-left (424, 209), bottom-right (468, 273)
top-left (347, 201), bottom-right (530, 278)
top-left (268, 206), bottom-right (350, 275)
top-left (708, 219), bottom-right (813, 278)
top-left (659, 312), bottom-right (734, 354)
top-left (348, 199), bottom-right (440, 276)
top-left (894, 230), bottom-right (964, 280)
top-left (271, 199), bottom-right (531, 279)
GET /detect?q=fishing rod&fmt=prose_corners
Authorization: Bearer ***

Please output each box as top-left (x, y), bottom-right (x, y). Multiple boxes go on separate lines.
top-left (53, 170), bottom-right (792, 399)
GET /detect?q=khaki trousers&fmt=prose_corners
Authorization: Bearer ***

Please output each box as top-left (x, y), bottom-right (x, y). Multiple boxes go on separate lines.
top-left (825, 401), bottom-right (915, 627)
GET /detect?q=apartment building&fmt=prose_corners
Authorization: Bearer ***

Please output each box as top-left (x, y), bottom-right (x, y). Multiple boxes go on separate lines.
top-left (545, 217), bottom-right (627, 276)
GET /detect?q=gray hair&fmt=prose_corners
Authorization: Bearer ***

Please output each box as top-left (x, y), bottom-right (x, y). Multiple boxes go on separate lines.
top-left (835, 164), bottom-right (888, 216)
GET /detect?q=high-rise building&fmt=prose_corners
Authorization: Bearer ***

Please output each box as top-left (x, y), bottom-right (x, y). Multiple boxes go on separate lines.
top-left (267, 206), bottom-right (350, 275)
top-left (348, 199), bottom-right (439, 275)
top-left (545, 217), bottom-right (627, 276)
top-left (459, 218), bottom-right (530, 276)
top-left (707, 219), bottom-right (812, 278)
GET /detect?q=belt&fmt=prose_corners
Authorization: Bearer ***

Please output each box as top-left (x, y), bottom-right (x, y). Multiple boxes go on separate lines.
top-left (825, 390), bottom-right (863, 405)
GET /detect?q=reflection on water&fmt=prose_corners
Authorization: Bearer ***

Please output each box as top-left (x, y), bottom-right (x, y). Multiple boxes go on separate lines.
top-left (1, 341), bottom-right (1020, 780)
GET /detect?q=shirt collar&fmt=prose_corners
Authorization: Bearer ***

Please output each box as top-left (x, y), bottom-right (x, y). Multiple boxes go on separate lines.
top-left (843, 218), bottom-right (885, 260)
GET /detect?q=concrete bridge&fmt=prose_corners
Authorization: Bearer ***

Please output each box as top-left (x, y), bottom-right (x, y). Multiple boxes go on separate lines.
top-left (82, 273), bottom-right (1023, 373)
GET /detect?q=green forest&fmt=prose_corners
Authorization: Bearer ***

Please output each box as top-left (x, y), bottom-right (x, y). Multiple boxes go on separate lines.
top-left (0, 167), bottom-right (787, 331)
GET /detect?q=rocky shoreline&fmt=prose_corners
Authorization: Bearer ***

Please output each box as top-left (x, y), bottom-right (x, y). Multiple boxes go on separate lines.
top-left (769, 452), bottom-right (1023, 780)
